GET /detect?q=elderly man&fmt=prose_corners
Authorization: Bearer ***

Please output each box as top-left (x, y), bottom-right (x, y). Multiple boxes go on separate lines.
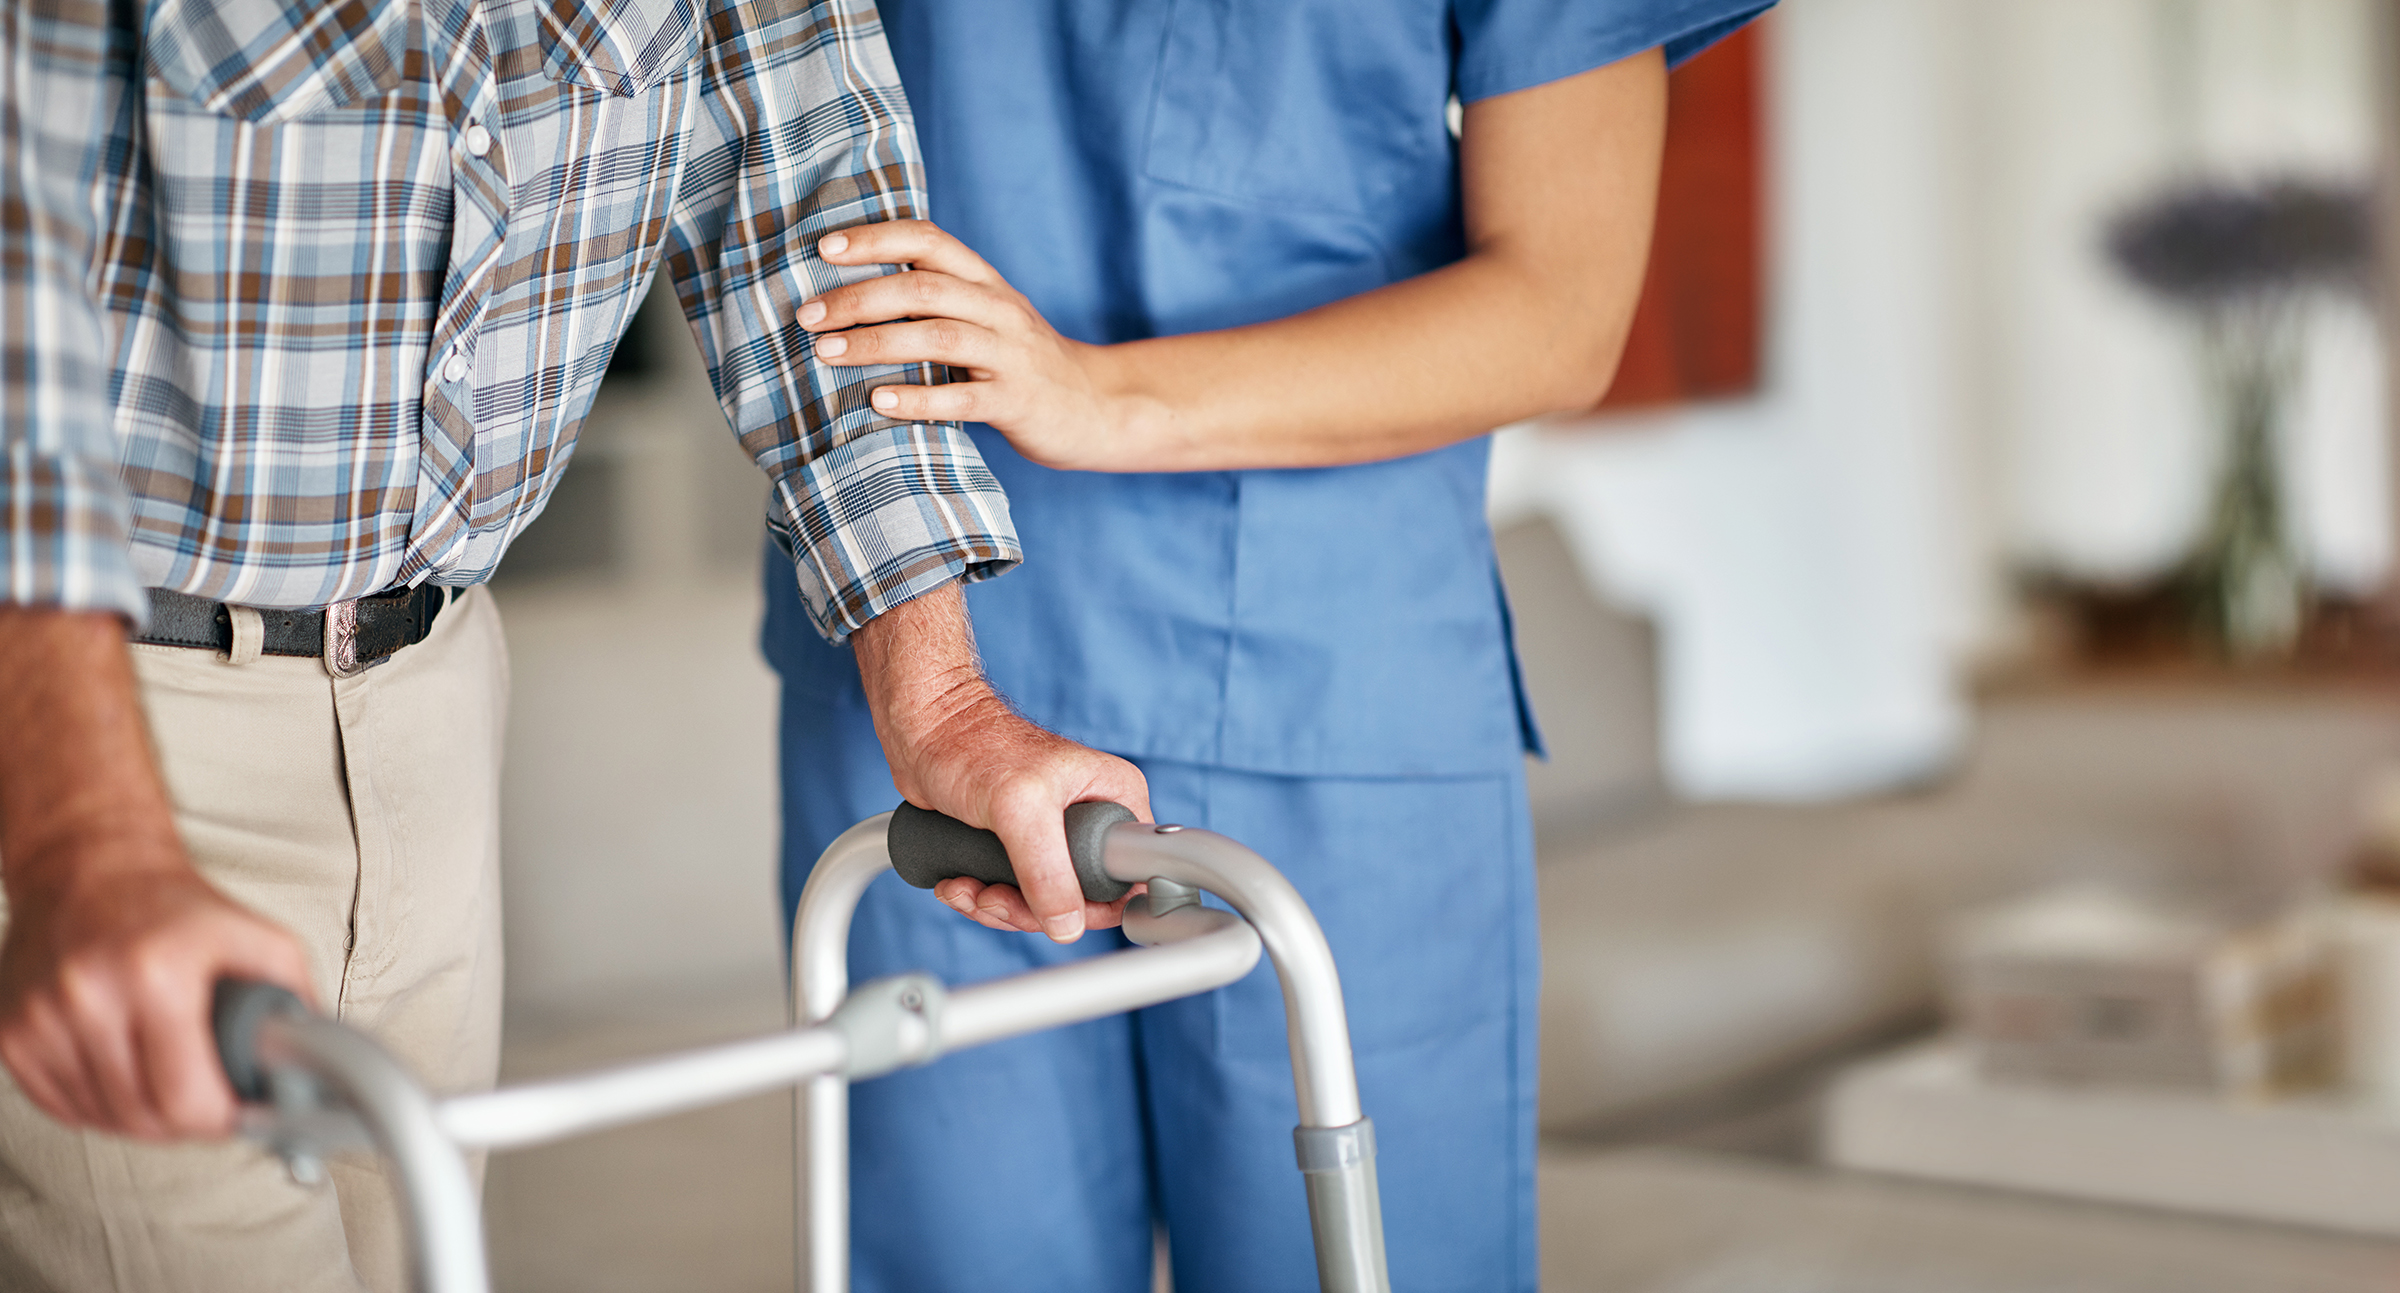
top-left (0, 1), bottom-right (1142, 1289)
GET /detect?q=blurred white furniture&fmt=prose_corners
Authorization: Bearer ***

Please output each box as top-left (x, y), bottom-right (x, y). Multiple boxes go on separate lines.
top-left (1824, 1041), bottom-right (2400, 1238)
top-left (1506, 517), bottom-right (2400, 1134)
top-left (1541, 1144), bottom-right (2400, 1293)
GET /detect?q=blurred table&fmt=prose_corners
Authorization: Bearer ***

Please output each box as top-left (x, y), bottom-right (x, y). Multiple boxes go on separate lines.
top-left (1824, 1041), bottom-right (2400, 1239)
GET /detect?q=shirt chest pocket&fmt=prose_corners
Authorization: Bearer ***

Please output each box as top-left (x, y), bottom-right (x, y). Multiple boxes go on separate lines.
top-left (143, 0), bottom-right (412, 123)
top-left (1141, 0), bottom-right (1450, 218)
top-left (533, 0), bottom-right (707, 97)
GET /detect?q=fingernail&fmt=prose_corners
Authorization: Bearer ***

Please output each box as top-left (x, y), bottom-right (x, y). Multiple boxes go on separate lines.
top-left (872, 388), bottom-right (897, 410)
top-left (978, 901), bottom-right (1012, 925)
top-left (820, 232), bottom-right (849, 256)
top-left (798, 300), bottom-right (826, 327)
top-left (1043, 912), bottom-right (1084, 944)
top-left (818, 334), bottom-right (847, 358)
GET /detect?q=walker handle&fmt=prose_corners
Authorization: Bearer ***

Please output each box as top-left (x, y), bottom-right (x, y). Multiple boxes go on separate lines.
top-left (212, 978), bottom-right (308, 1103)
top-left (887, 801), bottom-right (1137, 903)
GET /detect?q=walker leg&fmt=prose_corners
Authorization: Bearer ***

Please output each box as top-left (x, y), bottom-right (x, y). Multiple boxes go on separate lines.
top-left (798, 1074), bottom-right (848, 1292)
top-left (792, 815), bottom-right (891, 1293)
top-left (1296, 1119), bottom-right (1389, 1293)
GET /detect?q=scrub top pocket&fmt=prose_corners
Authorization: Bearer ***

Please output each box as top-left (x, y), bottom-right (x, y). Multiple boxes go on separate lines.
top-left (1140, 0), bottom-right (1453, 219)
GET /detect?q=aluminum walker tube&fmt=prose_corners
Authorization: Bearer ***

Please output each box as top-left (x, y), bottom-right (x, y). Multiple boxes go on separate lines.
top-left (251, 1011), bottom-right (493, 1293)
top-left (210, 806), bottom-right (1378, 1293)
top-left (795, 812), bottom-right (1391, 1293)
top-left (1095, 821), bottom-right (1392, 1293)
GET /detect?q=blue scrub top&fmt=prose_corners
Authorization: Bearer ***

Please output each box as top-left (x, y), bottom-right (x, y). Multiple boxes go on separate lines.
top-left (769, 0), bottom-right (1771, 778)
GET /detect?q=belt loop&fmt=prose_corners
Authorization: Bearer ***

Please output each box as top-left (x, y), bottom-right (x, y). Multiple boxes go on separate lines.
top-left (224, 606), bottom-right (264, 666)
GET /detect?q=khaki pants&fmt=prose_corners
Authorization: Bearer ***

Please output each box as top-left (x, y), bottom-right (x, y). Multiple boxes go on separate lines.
top-left (0, 588), bottom-right (509, 1293)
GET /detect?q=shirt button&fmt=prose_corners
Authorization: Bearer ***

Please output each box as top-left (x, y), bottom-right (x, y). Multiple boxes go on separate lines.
top-left (442, 353), bottom-right (471, 383)
top-left (464, 122), bottom-right (492, 158)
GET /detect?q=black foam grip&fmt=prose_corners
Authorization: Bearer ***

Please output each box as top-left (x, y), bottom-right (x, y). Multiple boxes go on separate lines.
top-left (212, 979), bottom-right (305, 1104)
top-left (888, 801), bottom-right (1137, 903)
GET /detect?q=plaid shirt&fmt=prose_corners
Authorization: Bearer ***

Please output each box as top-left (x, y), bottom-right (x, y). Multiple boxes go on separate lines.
top-left (1, 0), bottom-right (1017, 640)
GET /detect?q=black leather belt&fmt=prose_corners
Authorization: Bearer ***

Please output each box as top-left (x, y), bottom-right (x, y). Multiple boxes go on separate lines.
top-left (136, 585), bottom-right (454, 677)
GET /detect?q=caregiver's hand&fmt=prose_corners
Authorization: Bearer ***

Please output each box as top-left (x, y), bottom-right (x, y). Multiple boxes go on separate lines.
top-left (805, 54), bottom-right (1668, 476)
top-left (851, 584), bottom-right (1152, 942)
top-left (802, 221), bottom-right (1146, 472)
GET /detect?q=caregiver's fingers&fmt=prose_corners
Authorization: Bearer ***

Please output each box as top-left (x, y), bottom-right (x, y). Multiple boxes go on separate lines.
top-left (817, 220), bottom-right (1003, 286)
top-left (813, 318), bottom-right (1002, 372)
top-left (799, 270), bottom-right (1019, 335)
top-left (865, 380), bottom-right (1002, 425)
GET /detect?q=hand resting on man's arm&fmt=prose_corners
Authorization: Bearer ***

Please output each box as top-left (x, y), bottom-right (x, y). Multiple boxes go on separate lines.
top-left (795, 49), bottom-right (1669, 473)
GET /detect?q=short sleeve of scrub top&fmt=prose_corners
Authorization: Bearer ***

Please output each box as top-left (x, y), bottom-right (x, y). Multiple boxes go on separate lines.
top-left (1456, 0), bottom-right (1773, 100)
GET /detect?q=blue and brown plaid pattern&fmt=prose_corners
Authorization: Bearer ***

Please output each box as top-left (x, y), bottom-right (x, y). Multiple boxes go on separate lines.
top-left (2, 0), bottom-right (1016, 640)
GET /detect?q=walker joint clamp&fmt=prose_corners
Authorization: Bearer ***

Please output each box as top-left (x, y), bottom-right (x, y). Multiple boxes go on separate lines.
top-left (828, 974), bottom-right (947, 1079)
top-left (1294, 1117), bottom-right (1376, 1174)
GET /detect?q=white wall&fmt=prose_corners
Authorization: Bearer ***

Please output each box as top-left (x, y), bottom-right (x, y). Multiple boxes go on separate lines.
top-left (1497, 0), bottom-right (2392, 802)
top-left (1993, 0), bottom-right (2388, 589)
top-left (1494, 0), bottom-right (1983, 801)
top-left (494, 298), bottom-right (790, 1024)
top-left (495, 574), bottom-right (784, 1021)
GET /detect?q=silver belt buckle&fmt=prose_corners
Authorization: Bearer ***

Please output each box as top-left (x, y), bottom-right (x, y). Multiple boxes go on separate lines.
top-left (322, 599), bottom-right (365, 679)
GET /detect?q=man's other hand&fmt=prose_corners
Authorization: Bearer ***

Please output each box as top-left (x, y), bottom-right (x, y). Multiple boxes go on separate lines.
top-left (0, 607), bottom-right (316, 1139)
top-left (849, 585), bottom-right (1150, 943)
top-left (0, 858), bottom-right (312, 1138)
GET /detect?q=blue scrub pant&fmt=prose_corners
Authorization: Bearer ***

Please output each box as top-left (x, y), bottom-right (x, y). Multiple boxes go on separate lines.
top-left (776, 682), bottom-right (1539, 1293)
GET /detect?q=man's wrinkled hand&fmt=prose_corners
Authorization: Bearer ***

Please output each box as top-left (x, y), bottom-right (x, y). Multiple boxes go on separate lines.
top-left (0, 857), bottom-right (314, 1140)
top-left (850, 585), bottom-right (1150, 943)
top-left (887, 684), bottom-right (1150, 942)
top-left (0, 607), bottom-right (317, 1142)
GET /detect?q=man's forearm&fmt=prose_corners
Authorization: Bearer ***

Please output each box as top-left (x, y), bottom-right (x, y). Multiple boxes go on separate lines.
top-left (0, 608), bottom-right (186, 895)
top-left (0, 605), bottom-right (315, 1138)
top-left (847, 582), bottom-right (987, 779)
top-left (844, 581), bottom-right (1151, 941)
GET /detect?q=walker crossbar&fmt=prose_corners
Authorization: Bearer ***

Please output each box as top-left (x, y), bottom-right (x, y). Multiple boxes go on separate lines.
top-left (216, 808), bottom-right (1391, 1293)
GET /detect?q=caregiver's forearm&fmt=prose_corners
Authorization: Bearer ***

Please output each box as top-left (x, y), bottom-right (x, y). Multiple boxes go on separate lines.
top-left (1085, 49), bottom-right (1667, 472)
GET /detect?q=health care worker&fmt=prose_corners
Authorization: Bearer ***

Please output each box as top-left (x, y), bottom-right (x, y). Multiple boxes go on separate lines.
top-left (761, 2), bottom-right (1771, 1288)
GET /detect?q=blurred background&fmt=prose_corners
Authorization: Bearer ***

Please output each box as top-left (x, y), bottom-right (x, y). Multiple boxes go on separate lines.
top-left (476, 2), bottom-right (2400, 1288)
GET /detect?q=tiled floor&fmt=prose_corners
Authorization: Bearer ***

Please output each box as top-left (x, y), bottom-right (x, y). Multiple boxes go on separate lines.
top-left (480, 1002), bottom-right (2400, 1293)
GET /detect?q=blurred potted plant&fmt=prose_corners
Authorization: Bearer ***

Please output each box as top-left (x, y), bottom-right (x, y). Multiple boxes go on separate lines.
top-left (2105, 180), bottom-right (2374, 660)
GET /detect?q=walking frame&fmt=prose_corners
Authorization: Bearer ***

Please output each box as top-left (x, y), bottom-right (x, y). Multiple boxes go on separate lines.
top-left (216, 804), bottom-right (1393, 1292)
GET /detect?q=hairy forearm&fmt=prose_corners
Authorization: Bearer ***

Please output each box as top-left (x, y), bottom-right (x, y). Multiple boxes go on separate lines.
top-left (848, 583), bottom-right (987, 783)
top-left (0, 609), bottom-right (186, 895)
top-left (0, 606), bottom-right (313, 1138)
top-left (844, 581), bottom-right (1151, 941)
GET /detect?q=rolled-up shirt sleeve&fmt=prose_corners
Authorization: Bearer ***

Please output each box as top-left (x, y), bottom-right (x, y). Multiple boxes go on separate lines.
top-left (667, 0), bottom-right (1018, 643)
top-left (0, 2), bottom-right (145, 624)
